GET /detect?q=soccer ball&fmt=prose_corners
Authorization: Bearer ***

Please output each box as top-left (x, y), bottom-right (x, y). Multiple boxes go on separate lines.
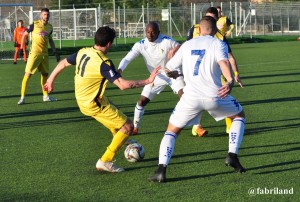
top-left (124, 143), bottom-right (145, 162)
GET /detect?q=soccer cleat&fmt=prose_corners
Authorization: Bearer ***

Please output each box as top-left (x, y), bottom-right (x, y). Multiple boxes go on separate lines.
top-left (13, 62), bottom-right (17, 64)
top-left (225, 152), bottom-right (246, 173)
top-left (132, 127), bottom-right (139, 135)
top-left (192, 125), bottom-right (208, 137)
top-left (96, 159), bottom-right (125, 173)
top-left (17, 98), bottom-right (25, 105)
top-left (43, 95), bottom-right (58, 102)
top-left (148, 164), bottom-right (167, 183)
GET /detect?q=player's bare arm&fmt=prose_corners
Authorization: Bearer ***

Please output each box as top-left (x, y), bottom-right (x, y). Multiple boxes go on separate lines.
top-left (228, 53), bottom-right (243, 88)
top-left (113, 66), bottom-right (161, 90)
top-left (44, 58), bottom-right (72, 93)
top-left (218, 60), bottom-right (234, 98)
top-left (167, 44), bottom-right (181, 59)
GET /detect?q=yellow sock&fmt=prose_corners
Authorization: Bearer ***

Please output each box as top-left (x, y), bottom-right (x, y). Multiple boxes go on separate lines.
top-left (101, 130), bottom-right (129, 162)
top-left (21, 75), bottom-right (30, 97)
top-left (41, 75), bottom-right (48, 96)
top-left (225, 118), bottom-right (232, 130)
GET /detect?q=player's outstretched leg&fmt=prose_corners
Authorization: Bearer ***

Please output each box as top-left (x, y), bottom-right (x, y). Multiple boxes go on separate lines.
top-left (149, 131), bottom-right (177, 183)
top-left (96, 130), bottom-right (129, 173)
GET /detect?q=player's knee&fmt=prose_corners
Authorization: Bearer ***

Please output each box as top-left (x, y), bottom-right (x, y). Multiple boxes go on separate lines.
top-left (229, 110), bottom-right (245, 120)
top-left (138, 96), bottom-right (150, 106)
top-left (234, 110), bottom-right (245, 119)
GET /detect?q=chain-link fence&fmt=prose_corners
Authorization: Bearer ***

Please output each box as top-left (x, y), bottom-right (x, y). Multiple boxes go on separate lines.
top-left (1, 2), bottom-right (300, 43)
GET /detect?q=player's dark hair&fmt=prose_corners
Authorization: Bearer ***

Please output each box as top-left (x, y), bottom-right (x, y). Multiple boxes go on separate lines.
top-left (205, 7), bottom-right (218, 19)
top-left (18, 20), bottom-right (23, 24)
top-left (216, 6), bottom-right (221, 10)
top-left (147, 21), bottom-right (160, 32)
top-left (94, 26), bottom-right (116, 47)
top-left (41, 8), bottom-right (50, 13)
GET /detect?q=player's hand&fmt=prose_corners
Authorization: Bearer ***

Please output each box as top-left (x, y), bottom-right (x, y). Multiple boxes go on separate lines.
top-left (218, 80), bottom-right (234, 99)
top-left (14, 42), bottom-right (18, 47)
top-left (19, 49), bottom-right (24, 57)
top-left (226, 31), bottom-right (231, 37)
top-left (147, 66), bottom-right (161, 83)
top-left (54, 52), bottom-right (60, 62)
top-left (234, 74), bottom-right (244, 88)
top-left (43, 80), bottom-right (54, 93)
top-left (165, 69), bottom-right (181, 79)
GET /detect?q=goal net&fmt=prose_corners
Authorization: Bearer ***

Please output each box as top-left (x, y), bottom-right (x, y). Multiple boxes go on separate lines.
top-left (0, 4), bottom-right (33, 63)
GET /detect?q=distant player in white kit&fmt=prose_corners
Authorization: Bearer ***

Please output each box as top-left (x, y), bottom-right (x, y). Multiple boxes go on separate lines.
top-left (149, 16), bottom-right (246, 183)
top-left (118, 22), bottom-right (184, 135)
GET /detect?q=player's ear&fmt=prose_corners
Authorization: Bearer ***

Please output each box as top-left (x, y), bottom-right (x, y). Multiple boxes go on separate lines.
top-left (106, 41), bottom-right (112, 49)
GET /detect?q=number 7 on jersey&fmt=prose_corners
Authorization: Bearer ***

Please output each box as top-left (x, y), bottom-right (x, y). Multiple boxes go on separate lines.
top-left (192, 50), bottom-right (206, 76)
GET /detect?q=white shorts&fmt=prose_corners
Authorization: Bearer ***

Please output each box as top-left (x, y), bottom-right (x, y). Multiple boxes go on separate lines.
top-left (141, 75), bottom-right (185, 100)
top-left (169, 94), bottom-right (243, 128)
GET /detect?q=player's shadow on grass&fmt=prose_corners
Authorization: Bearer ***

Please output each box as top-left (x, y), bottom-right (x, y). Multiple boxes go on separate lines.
top-left (124, 106), bottom-right (175, 118)
top-left (165, 170), bottom-right (237, 183)
top-left (206, 117), bottom-right (300, 138)
top-left (242, 79), bottom-right (300, 87)
top-left (0, 90), bottom-right (74, 99)
top-left (256, 165), bottom-right (300, 174)
top-left (247, 159), bottom-right (300, 174)
top-left (241, 71), bottom-right (300, 80)
top-left (245, 123), bottom-right (300, 136)
top-left (0, 116), bottom-right (92, 130)
top-left (0, 106), bottom-right (79, 120)
top-left (241, 96), bottom-right (300, 106)
top-left (141, 142), bottom-right (300, 165)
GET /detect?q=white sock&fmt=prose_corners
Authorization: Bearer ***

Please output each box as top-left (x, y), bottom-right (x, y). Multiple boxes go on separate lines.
top-left (133, 103), bottom-right (144, 128)
top-left (158, 131), bottom-right (177, 165)
top-left (228, 117), bottom-right (245, 154)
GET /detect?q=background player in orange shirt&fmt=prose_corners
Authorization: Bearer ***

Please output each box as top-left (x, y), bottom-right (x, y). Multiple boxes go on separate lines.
top-left (13, 20), bottom-right (28, 64)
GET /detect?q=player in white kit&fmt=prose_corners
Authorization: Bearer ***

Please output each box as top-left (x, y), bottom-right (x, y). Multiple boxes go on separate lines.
top-left (149, 16), bottom-right (246, 183)
top-left (118, 22), bottom-right (184, 135)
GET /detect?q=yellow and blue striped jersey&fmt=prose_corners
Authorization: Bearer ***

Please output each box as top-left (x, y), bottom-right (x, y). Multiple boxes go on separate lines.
top-left (27, 20), bottom-right (53, 54)
top-left (67, 47), bottom-right (121, 113)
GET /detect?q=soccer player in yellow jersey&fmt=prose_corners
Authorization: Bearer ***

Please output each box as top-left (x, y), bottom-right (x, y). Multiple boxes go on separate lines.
top-left (18, 8), bottom-right (60, 105)
top-left (43, 26), bottom-right (160, 173)
top-left (187, 7), bottom-right (243, 136)
top-left (216, 6), bottom-right (234, 37)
